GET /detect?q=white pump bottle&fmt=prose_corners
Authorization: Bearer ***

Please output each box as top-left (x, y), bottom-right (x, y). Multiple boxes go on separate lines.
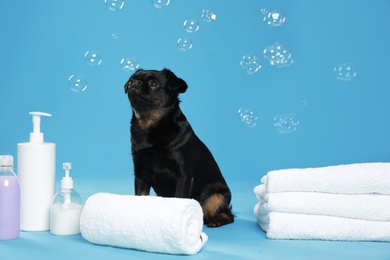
top-left (50, 162), bottom-right (83, 236)
top-left (17, 111), bottom-right (56, 231)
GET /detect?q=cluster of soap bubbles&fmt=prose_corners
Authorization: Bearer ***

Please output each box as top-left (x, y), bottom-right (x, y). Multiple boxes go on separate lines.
top-left (273, 113), bottom-right (300, 134)
top-left (239, 8), bottom-right (291, 74)
top-left (104, 0), bottom-right (124, 11)
top-left (334, 63), bottom-right (357, 81)
top-left (178, 18), bottom-right (199, 51)
top-left (178, 9), bottom-right (216, 51)
top-left (68, 51), bottom-right (139, 92)
top-left (152, 0), bottom-right (170, 9)
top-left (238, 107), bottom-right (258, 128)
top-left (178, 20), bottom-right (198, 51)
top-left (261, 8), bottom-right (286, 27)
top-left (70, 1), bottom-right (142, 92)
top-left (240, 54), bottom-right (262, 75)
top-left (240, 43), bottom-right (293, 74)
top-left (76, 3), bottom-right (306, 137)
top-left (263, 42), bottom-right (293, 68)
top-left (237, 109), bottom-right (301, 133)
top-left (67, 50), bottom-right (103, 93)
top-left (102, 2), bottom-right (140, 73)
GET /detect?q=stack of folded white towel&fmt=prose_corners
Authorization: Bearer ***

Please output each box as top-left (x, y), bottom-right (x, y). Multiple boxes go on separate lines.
top-left (253, 162), bottom-right (390, 242)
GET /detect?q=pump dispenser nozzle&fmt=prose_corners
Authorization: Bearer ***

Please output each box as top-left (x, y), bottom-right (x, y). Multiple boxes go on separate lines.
top-left (61, 162), bottom-right (74, 190)
top-left (61, 162), bottom-right (73, 205)
top-left (29, 112), bottom-right (52, 143)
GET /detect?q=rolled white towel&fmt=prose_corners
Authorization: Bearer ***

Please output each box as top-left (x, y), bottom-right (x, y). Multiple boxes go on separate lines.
top-left (80, 193), bottom-right (208, 255)
top-left (254, 211), bottom-right (390, 242)
top-left (261, 162), bottom-right (390, 194)
top-left (254, 184), bottom-right (390, 221)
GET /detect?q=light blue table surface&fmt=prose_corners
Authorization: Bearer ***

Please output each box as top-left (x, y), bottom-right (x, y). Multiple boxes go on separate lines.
top-left (2, 177), bottom-right (390, 260)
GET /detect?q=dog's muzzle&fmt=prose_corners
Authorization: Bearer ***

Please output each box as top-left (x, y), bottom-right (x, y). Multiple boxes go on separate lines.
top-left (125, 79), bottom-right (142, 94)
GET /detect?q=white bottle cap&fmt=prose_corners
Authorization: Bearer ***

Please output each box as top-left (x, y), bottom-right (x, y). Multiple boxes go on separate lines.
top-left (0, 155), bottom-right (13, 167)
top-left (61, 162), bottom-right (74, 190)
top-left (29, 111), bottom-right (52, 143)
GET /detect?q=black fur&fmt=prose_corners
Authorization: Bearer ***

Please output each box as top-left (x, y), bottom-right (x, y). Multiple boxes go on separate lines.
top-left (124, 68), bottom-right (234, 227)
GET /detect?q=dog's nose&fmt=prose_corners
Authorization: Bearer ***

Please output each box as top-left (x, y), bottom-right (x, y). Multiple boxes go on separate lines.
top-left (130, 79), bottom-right (142, 86)
top-left (125, 79), bottom-right (142, 93)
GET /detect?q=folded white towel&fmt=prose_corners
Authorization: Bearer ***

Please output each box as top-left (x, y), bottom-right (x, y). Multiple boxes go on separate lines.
top-left (254, 185), bottom-right (390, 221)
top-left (80, 193), bottom-right (208, 255)
top-left (261, 162), bottom-right (390, 194)
top-left (254, 211), bottom-right (390, 242)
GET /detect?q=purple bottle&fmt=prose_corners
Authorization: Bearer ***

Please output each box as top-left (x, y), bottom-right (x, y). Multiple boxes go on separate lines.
top-left (0, 155), bottom-right (20, 240)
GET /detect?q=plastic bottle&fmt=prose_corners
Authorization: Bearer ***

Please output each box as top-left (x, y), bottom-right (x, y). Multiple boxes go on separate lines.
top-left (0, 155), bottom-right (20, 240)
top-left (17, 111), bottom-right (56, 231)
top-left (50, 162), bottom-right (83, 236)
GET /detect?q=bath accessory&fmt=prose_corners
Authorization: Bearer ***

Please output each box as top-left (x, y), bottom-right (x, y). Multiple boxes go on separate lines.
top-left (254, 211), bottom-right (390, 242)
top-left (254, 186), bottom-right (390, 221)
top-left (0, 155), bottom-right (20, 240)
top-left (80, 193), bottom-right (208, 255)
top-left (50, 162), bottom-right (83, 236)
top-left (254, 162), bottom-right (390, 241)
top-left (17, 111), bottom-right (56, 231)
top-left (262, 162), bottom-right (390, 194)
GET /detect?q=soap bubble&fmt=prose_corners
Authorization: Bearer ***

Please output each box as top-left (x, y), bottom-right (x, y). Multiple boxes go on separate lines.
top-left (274, 113), bottom-right (300, 134)
top-left (240, 54), bottom-right (262, 74)
top-left (264, 43), bottom-right (293, 68)
top-left (84, 50), bottom-right (102, 66)
top-left (262, 9), bottom-right (286, 27)
top-left (177, 36), bottom-right (193, 51)
top-left (104, 0), bottom-right (124, 11)
top-left (120, 57), bottom-right (139, 72)
top-left (333, 63), bottom-right (357, 81)
top-left (202, 9), bottom-right (217, 22)
top-left (184, 19), bottom-right (199, 33)
top-left (68, 73), bottom-right (87, 93)
top-left (111, 33), bottom-right (119, 39)
top-left (238, 107), bottom-right (258, 128)
top-left (152, 0), bottom-right (170, 9)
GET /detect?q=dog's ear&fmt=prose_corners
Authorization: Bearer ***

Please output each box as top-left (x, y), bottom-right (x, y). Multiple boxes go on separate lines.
top-left (163, 68), bottom-right (188, 93)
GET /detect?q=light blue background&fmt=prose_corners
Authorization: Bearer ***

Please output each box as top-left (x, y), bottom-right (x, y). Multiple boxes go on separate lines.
top-left (1, 0), bottom-right (390, 259)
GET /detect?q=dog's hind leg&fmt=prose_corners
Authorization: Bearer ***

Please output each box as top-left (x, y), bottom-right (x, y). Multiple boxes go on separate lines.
top-left (202, 193), bottom-right (234, 227)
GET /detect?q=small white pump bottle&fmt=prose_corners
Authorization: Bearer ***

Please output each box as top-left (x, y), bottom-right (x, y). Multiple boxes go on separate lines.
top-left (17, 111), bottom-right (56, 231)
top-left (50, 162), bottom-right (83, 236)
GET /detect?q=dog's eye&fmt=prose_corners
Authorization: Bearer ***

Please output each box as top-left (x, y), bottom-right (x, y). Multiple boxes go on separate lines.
top-left (148, 80), bottom-right (160, 89)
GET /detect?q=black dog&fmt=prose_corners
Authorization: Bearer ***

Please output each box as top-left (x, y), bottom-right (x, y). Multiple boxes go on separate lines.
top-left (124, 68), bottom-right (234, 227)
